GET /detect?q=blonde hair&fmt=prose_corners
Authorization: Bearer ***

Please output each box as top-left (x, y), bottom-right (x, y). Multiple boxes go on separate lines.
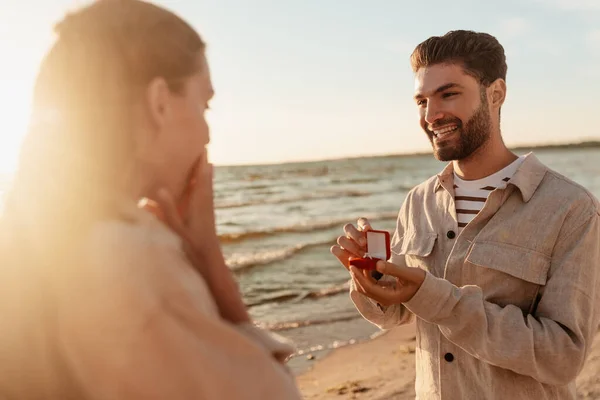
top-left (1, 0), bottom-right (205, 305)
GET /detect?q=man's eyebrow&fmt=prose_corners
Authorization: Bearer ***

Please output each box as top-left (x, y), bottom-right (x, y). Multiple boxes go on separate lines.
top-left (414, 83), bottom-right (464, 100)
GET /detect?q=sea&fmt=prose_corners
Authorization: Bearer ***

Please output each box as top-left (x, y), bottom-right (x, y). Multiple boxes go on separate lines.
top-left (2, 146), bottom-right (600, 373)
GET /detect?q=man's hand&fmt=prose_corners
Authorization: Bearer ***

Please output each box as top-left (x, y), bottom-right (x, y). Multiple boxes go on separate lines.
top-left (330, 217), bottom-right (372, 269)
top-left (350, 260), bottom-right (426, 306)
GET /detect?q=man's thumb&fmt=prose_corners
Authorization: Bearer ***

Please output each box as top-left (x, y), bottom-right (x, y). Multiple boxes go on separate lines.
top-left (376, 260), bottom-right (424, 283)
top-left (375, 260), bottom-right (396, 276)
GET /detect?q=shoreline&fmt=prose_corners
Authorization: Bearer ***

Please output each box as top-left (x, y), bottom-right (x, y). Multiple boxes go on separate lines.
top-left (296, 323), bottom-right (417, 399)
top-left (284, 316), bottom-right (384, 376)
top-left (295, 323), bottom-right (600, 399)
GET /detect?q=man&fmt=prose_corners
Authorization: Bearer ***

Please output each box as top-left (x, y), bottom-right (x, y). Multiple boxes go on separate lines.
top-left (331, 30), bottom-right (600, 399)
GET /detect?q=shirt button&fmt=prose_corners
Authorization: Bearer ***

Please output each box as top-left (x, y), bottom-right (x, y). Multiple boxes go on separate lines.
top-left (446, 230), bottom-right (456, 239)
top-left (444, 352), bottom-right (454, 363)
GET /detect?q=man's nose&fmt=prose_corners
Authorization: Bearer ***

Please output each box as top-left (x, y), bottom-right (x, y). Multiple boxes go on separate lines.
top-left (424, 103), bottom-right (444, 127)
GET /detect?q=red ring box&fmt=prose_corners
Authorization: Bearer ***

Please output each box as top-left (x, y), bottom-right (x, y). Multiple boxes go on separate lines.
top-left (349, 230), bottom-right (391, 270)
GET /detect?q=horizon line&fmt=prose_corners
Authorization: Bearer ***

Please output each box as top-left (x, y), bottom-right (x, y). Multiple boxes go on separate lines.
top-left (1, 139), bottom-right (599, 177)
top-left (215, 139), bottom-right (600, 168)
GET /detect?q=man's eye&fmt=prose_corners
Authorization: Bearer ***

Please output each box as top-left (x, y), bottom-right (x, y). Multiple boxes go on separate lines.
top-left (442, 92), bottom-right (459, 99)
top-left (416, 99), bottom-right (427, 107)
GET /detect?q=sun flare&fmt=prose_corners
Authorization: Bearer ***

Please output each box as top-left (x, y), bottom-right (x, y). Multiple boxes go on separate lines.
top-left (0, 84), bottom-right (31, 176)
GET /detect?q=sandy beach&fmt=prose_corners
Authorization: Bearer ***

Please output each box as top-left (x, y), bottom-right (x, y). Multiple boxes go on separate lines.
top-left (296, 323), bottom-right (600, 399)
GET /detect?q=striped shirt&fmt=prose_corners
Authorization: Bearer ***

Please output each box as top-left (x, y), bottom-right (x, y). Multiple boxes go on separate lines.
top-left (454, 156), bottom-right (525, 231)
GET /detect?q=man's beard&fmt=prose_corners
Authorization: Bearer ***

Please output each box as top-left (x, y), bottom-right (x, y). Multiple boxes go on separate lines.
top-left (426, 95), bottom-right (492, 162)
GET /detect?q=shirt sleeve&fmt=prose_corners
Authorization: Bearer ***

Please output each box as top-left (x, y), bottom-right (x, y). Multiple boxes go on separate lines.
top-left (349, 276), bottom-right (414, 330)
top-left (60, 222), bottom-right (303, 400)
top-left (403, 208), bottom-right (600, 386)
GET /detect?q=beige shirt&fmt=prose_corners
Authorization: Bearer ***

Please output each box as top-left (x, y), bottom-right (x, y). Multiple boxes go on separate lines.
top-left (0, 203), bottom-right (302, 399)
top-left (351, 153), bottom-right (600, 400)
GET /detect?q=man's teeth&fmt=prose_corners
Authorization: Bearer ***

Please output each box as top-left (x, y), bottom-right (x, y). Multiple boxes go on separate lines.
top-left (433, 126), bottom-right (458, 136)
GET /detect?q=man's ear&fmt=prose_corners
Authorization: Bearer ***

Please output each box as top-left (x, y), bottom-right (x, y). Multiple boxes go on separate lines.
top-left (146, 76), bottom-right (172, 130)
top-left (489, 78), bottom-right (507, 108)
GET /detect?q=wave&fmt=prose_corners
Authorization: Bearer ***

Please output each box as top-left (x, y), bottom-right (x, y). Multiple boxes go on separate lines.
top-left (245, 292), bottom-right (302, 307)
top-left (302, 281), bottom-right (350, 299)
top-left (242, 166), bottom-right (330, 181)
top-left (215, 190), bottom-right (372, 209)
top-left (291, 337), bottom-right (360, 357)
top-left (219, 212), bottom-right (398, 243)
top-left (246, 281), bottom-right (350, 307)
top-left (227, 239), bottom-right (334, 272)
top-left (255, 313), bottom-right (363, 332)
top-left (244, 184), bottom-right (272, 190)
top-left (330, 177), bottom-right (375, 185)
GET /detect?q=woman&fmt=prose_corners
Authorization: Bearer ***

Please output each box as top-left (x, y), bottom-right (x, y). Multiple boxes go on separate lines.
top-left (0, 1), bottom-right (302, 398)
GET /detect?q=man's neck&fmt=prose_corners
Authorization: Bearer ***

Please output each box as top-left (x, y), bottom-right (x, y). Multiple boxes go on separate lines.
top-left (453, 137), bottom-right (517, 181)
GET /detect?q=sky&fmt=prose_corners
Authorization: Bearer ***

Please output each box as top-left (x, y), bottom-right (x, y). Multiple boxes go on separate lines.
top-left (0, 0), bottom-right (599, 173)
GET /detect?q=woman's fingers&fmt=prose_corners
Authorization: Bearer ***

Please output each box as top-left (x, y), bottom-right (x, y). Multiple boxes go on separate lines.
top-left (155, 188), bottom-right (188, 240)
top-left (186, 162), bottom-right (217, 238)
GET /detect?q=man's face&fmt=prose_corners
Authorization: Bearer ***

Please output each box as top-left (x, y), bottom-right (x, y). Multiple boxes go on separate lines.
top-left (414, 63), bottom-right (492, 161)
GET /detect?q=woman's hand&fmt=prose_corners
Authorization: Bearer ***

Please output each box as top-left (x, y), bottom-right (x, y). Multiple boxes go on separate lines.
top-left (148, 154), bottom-right (250, 324)
top-left (157, 152), bottom-right (219, 253)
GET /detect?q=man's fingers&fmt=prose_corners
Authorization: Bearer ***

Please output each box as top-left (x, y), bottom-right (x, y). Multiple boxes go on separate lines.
top-left (336, 236), bottom-right (365, 257)
top-left (361, 268), bottom-right (373, 280)
top-left (343, 223), bottom-right (366, 246)
top-left (330, 245), bottom-right (352, 270)
top-left (349, 268), bottom-right (368, 293)
top-left (376, 261), bottom-right (424, 284)
top-left (357, 217), bottom-right (373, 232)
top-left (352, 276), bottom-right (368, 294)
top-left (350, 266), bottom-right (393, 303)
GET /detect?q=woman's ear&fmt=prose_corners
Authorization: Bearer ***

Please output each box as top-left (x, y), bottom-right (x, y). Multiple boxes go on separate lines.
top-left (131, 77), bottom-right (172, 164)
top-left (146, 76), bottom-right (172, 130)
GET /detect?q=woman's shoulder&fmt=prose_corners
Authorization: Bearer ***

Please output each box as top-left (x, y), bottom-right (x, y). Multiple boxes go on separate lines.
top-left (87, 203), bottom-right (182, 259)
top-left (78, 203), bottom-right (218, 317)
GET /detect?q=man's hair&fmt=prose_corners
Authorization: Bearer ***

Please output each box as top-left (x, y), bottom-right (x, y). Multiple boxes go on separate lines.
top-left (410, 30), bottom-right (507, 86)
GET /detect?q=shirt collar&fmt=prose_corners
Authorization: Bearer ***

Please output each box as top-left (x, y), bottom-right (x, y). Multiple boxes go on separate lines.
top-left (434, 152), bottom-right (547, 203)
top-left (509, 152), bottom-right (547, 202)
top-left (434, 162), bottom-right (455, 194)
